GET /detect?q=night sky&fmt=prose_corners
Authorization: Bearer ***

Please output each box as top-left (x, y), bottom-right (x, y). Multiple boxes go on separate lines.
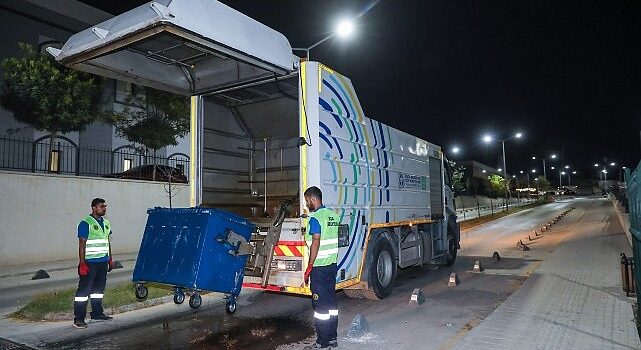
top-left (80, 0), bottom-right (641, 179)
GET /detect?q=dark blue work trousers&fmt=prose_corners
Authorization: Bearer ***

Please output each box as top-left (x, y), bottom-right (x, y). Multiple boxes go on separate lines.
top-left (310, 263), bottom-right (338, 347)
top-left (74, 262), bottom-right (108, 321)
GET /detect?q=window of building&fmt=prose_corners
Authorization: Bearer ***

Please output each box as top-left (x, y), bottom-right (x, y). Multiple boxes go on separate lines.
top-left (49, 150), bottom-right (60, 173)
top-left (115, 80), bottom-right (146, 105)
top-left (123, 158), bottom-right (133, 172)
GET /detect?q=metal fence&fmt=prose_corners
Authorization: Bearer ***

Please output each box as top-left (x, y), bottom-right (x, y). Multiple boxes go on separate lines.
top-left (625, 161), bottom-right (641, 318)
top-left (0, 136), bottom-right (190, 180)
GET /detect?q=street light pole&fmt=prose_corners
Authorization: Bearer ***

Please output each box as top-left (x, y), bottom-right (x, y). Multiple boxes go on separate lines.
top-left (501, 140), bottom-right (508, 210)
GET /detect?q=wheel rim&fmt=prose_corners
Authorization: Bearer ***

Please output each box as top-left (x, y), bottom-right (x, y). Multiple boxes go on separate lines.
top-left (376, 250), bottom-right (393, 287)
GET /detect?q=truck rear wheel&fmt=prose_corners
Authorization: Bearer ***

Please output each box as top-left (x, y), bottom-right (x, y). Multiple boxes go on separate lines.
top-left (369, 237), bottom-right (396, 299)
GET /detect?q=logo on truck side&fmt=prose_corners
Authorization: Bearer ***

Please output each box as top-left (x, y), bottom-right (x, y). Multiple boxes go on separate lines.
top-left (398, 173), bottom-right (427, 190)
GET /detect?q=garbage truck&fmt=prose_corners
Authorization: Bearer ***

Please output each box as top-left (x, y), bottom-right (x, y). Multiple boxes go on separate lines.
top-left (50, 0), bottom-right (460, 303)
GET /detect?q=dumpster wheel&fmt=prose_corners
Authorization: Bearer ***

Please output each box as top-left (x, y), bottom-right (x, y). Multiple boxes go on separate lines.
top-left (225, 295), bottom-right (237, 314)
top-left (135, 284), bottom-right (148, 301)
top-left (189, 293), bottom-right (202, 309)
top-left (173, 288), bottom-right (185, 304)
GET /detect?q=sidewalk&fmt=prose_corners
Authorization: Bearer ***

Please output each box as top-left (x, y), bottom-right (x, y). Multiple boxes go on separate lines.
top-left (453, 198), bottom-right (640, 350)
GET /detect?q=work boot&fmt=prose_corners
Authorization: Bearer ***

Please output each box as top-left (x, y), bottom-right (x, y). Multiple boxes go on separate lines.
top-left (303, 342), bottom-right (332, 350)
top-left (73, 319), bottom-right (87, 329)
top-left (91, 314), bottom-right (113, 321)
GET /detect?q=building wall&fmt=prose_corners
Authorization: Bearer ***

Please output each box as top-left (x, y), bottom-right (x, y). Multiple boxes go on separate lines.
top-left (0, 1), bottom-right (190, 166)
top-left (0, 170), bottom-right (190, 266)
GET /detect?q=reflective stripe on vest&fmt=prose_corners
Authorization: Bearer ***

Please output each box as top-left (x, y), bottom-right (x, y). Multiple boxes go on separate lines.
top-left (305, 207), bottom-right (340, 267)
top-left (83, 215), bottom-right (110, 260)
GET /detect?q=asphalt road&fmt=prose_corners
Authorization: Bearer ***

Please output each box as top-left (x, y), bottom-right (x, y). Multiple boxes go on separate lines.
top-left (39, 198), bottom-right (587, 350)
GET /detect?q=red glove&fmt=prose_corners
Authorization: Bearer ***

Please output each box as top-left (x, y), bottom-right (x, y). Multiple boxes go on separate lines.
top-left (304, 265), bottom-right (312, 285)
top-left (78, 262), bottom-right (89, 276)
top-left (108, 258), bottom-right (114, 272)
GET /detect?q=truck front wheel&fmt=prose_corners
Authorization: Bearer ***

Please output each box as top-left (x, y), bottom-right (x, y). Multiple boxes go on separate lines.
top-left (444, 234), bottom-right (457, 266)
top-left (369, 237), bottom-right (397, 299)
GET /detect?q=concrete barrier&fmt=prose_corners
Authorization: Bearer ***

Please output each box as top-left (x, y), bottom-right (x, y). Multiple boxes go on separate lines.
top-left (0, 171), bottom-right (189, 266)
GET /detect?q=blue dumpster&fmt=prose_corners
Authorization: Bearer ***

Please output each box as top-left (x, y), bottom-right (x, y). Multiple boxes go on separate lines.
top-left (132, 207), bottom-right (255, 313)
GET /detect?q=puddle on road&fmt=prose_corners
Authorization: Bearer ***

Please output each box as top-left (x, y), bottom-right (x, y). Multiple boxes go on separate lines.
top-left (48, 316), bottom-right (313, 350)
top-left (195, 317), bottom-right (313, 350)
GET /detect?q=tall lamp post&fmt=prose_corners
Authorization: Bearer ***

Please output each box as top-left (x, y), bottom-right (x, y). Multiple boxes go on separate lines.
top-left (532, 154), bottom-right (556, 180)
top-left (293, 19), bottom-right (355, 59)
top-left (484, 132), bottom-right (523, 210)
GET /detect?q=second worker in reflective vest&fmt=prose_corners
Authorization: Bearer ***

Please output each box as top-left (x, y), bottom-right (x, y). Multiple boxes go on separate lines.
top-left (303, 186), bottom-right (339, 350)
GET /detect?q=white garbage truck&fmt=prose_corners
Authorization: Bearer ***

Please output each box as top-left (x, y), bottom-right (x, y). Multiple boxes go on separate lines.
top-left (51, 0), bottom-right (460, 301)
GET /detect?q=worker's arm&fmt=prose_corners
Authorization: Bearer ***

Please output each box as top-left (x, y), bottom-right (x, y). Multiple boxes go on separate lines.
top-left (78, 237), bottom-right (87, 264)
top-left (308, 234), bottom-right (321, 267)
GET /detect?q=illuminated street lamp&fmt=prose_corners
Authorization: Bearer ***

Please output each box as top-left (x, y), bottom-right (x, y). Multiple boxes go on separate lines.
top-left (483, 131), bottom-right (523, 210)
top-left (452, 146), bottom-right (460, 154)
top-left (531, 155), bottom-right (554, 180)
top-left (293, 18), bottom-right (356, 59)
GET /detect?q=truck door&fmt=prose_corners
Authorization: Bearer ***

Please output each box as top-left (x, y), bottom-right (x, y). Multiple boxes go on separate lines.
top-left (48, 0), bottom-right (299, 96)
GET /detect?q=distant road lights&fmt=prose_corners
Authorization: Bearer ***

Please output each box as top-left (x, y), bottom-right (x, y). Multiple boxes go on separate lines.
top-left (515, 132), bottom-right (523, 138)
top-left (551, 166), bottom-right (555, 170)
top-left (520, 170), bottom-right (524, 174)
top-left (602, 169), bottom-right (607, 173)
top-left (532, 156), bottom-right (536, 160)
top-left (561, 171), bottom-right (566, 175)
top-left (551, 154), bottom-right (557, 159)
top-left (610, 162), bottom-right (616, 166)
top-left (594, 163), bottom-right (599, 167)
top-left (483, 135), bottom-right (493, 143)
top-left (452, 146), bottom-right (460, 154)
top-left (498, 168), bottom-right (502, 172)
top-left (531, 169), bottom-right (537, 173)
top-left (482, 169), bottom-right (487, 174)
top-left (572, 171), bottom-right (577, 174)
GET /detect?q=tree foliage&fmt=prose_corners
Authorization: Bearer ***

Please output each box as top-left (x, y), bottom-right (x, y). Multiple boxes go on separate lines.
top-left (487, 174), bottom-right (507, 197)
top-left (447, 160), bottom-right (466, 194)
top-left (110, 87), bottom-right (189, 152)
top-left (534, 176), bottom-right (552, 191)
top-left (0, 43), bottom-right (102, 135)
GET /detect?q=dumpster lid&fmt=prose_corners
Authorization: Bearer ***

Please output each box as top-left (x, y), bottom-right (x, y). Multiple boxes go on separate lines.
top-left (49, 0), bottom-right (299, 95)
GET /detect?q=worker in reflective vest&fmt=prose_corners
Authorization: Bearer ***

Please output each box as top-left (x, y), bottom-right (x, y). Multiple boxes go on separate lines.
top-left (303, 186), bottom-right (339, 350)
top-left (73, 198), bottom-right (115, 329)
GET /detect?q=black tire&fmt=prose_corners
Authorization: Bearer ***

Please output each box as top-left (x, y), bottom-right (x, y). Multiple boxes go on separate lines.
top-left (444, 234), bottom-right (457, 267)
top-left (369, 237), bottom-right (397, 299)
top-left (135, 284), bottom-right (148, 301)
top-left (225, 298), bottom-right (237, 314)
top-left (173, 290), bottom-right (185, 305)
top-left (189, 293), bottom-right (202, 309)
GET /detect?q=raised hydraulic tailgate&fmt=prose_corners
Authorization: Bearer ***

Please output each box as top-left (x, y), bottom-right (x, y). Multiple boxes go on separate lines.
top-left (48, 0), bottom-right (299, 95)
